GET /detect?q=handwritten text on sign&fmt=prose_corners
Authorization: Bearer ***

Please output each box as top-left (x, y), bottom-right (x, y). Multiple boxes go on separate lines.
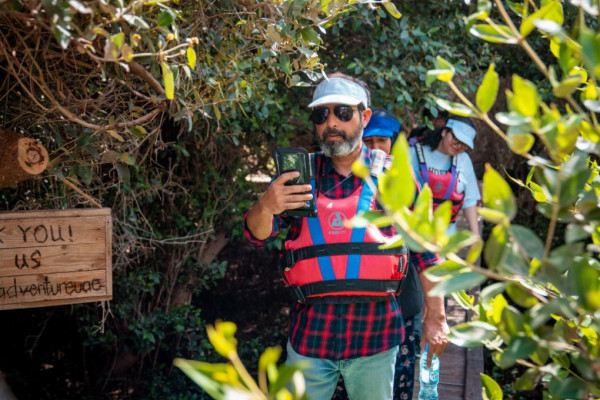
top-left (0, 208), bottom-right (112, 310)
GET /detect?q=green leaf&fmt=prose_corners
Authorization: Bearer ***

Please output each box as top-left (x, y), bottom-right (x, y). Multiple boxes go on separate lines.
top-left (428, 271), bottom-right (487, 296)
top-left (300, 27), bottom-right (321, 43)
top-left (206, 324), bottom-right (236, 358)
top-left (553, 75), bottom-right (582, 98)
top-left (111, 32), bottom-right (125, 50)
top-left (508, 133), bottom-right (535, 154)
top-left (278, 52), bottom-right (292, 75)
top-left (480, 282), bottom-right (507, 303)
top-left (506, 283), bottom-right (539, 308)
top-left (107, 130), bottom-right (124, 142)
top-left (481, 373), bottom-right (503, 400)
top-left (510, 225), bottom-right (544, 260)
top-left (452, 290), bottom-right (475, 310)
top-left (270, 363), bottom-right (307, 395)
top-left (158, 10), bottom-right (175, 27)
top-left (424, 260), bottom-right (466, 280)
top-left (412, 183), bottom-right (433, 223)
top-left (449, 321), bottom-right (497, 347)
top-left (435, 98), bottom-right (478, 117)
top-left (559, 151), bottom-right (591, 207)
top-left (121, 43), bottom-right (133, 62)
top-left (466, 239), bottom-right (484, 264)
top-left (476, 64), bottom-right (499, 113)
top-left (470, 24), bottom-right (518, 44)
top-left (439, 230), bottom-right (476, 255)
top-left (573, 259), bottom-right (600, 310)
top-left (484, 224), bottom-right (508, 269)
top-left (382, 0), bottom-right (402, 19)
top-left (432, 200), bottom-right (451, 236)
top-left (495, 111), bottom-right (532, 126)
top-left (565, 223), bottom-right (590, 244)
top-left (187, 47), bottom-right (197, 70)
top-left (514, 368), bottom-right (541, 391)
top-left (351, 210), bottom-right (395, 228)
top-left (379, 135), bottom-right (415, 211)
top-left (548, 376), bottom-right (589, 399)
top-left (520, 0), bottom-right (563, 38)
top-left (258, 346), bottom-right (281, 372)
top-left (490, 294), bottom-right (508, 325)
top-left (579, 28), bottom-right (600, 79)
top-left (173, 359), bottom-right (226, 400)
top-left (511, 75), bottom-right (539, 117)
top-left (161, 62), bottom-right (175, 100)
top-left (122, 14), bottom-right (150, 29)
top-left (483, 165), bottom-right (517, 220)
top-left (501, 306), bottom-right (525, 338)
top-left (477, 207), bottom-right (508, 224)
top-left (497, 336), bottom-right (537, 368)
top-left (426, 57), bottom-right (455, 86)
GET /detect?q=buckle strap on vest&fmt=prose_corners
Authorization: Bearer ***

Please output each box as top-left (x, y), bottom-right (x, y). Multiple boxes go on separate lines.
top-left (280, 242), bottom-right (408, 270)
top-left (290, 279), bottom-right (402, 302)
top-left (414, 142), bottom-right (458, 201)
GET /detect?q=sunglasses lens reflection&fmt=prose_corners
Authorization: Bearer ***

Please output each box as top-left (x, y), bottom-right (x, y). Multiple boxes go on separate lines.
top-left (310, 106), bottom-right (355, 125)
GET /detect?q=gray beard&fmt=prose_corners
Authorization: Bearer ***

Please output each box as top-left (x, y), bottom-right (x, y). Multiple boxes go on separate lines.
top-left (320, 135), bottom-right (362, 157)
top-left (317, 125), bottom-right (363, 157)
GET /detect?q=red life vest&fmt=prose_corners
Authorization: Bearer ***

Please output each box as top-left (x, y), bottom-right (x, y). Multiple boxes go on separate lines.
top-left (414, 142), bottom-right (464, 222)
top-left (281, 153), bottom-right (408, 304)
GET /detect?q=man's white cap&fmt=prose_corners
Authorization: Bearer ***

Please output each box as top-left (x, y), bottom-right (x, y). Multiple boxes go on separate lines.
top-left (308, 77), bottom-right (369, 109)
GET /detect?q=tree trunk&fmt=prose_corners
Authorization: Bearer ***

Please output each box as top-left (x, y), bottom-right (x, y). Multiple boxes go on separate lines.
top-left (171, 232), bottom-right (229, 307)
top-left (0, 129), bottom-right (49, 189)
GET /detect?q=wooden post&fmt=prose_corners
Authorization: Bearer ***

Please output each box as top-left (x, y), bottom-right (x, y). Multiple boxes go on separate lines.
top-left (0, 129), bottom-right (49, 189)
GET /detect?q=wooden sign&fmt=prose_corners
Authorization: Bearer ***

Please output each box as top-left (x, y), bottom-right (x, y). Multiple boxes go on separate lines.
top-left (0, 208), bottom-right (112, 310)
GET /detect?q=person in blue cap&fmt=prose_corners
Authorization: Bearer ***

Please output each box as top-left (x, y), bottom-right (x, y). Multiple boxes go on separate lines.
top-left (363, 109), bottom-right (424, 400)
top-left (332, 108), bottom-right (425, 400)
top-left (362, 108), bottom-right (400, 154)
top-left (410, 115), bottom-right (481, 236)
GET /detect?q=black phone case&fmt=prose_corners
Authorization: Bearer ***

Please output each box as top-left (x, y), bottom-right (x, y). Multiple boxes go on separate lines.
top-left (273, 148), bottom-right (317, 218)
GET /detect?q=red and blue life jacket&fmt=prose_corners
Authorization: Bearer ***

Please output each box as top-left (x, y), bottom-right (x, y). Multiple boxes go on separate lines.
top-left (414, 142), bottom-right (464, 222)
top-left (281, 151), bottom-right (409, 304)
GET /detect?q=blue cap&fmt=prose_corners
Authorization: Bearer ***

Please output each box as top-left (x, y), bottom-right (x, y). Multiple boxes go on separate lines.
top-left (308, 77), bottom-right (369, 109)
top-left (446, 118), bottom-right (476, 149)
top-left (363, 115), bottom-right (401, 138)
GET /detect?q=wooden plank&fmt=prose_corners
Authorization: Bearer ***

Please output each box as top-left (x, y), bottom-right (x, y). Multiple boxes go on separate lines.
top-left (0, 243), bottom-right (107, 275)
top-left (464, 288), bottom-right (484, 400)
top-left (0, 208), bottom-right (112, 310)
top-left (0, 270), bottom-right (110, 309)
top-left (0, 216), bottom-right (107, 249)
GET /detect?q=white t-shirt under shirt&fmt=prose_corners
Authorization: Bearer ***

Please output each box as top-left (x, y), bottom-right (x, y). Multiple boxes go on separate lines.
top-left (410, 145), bottom-right (481, 233)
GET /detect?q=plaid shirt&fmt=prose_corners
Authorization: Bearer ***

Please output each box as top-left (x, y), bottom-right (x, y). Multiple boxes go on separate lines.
top-left (244, 144), bottom-right (440, 360)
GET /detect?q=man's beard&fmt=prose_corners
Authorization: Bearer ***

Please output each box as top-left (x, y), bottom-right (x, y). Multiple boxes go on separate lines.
top-left (317, 125), bottom-right (363, 157)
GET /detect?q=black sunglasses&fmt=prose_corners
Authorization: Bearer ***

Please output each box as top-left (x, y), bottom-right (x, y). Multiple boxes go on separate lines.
top-left (310, 105), bottom-right (357, 125)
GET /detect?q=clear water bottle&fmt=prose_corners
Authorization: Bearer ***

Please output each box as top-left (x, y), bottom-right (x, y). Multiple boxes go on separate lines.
top-left (418, 344), bottom-right (440, 400)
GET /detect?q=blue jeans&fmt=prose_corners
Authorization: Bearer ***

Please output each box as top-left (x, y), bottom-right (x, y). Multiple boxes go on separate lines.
top-left (287, 341), bottom-right (398, 400)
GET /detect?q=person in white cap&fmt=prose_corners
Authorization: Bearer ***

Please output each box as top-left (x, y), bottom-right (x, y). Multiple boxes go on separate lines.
top-left (410, 115), bottom-right (481, 236)
top-left (244, 72), bottom-right (449, 400)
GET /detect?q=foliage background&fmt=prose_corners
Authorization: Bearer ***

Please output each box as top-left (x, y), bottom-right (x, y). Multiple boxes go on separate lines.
top-left (0, 0), bottom-right (545, 399)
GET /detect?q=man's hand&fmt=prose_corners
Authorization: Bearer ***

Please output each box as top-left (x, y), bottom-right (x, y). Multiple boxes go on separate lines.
top-left (419, 272), bottom-right (451, 368)
top-left (420, 309), bottom-right (450, 368)
top-left (258, 171), bottom-right (313, 215)
top-left (245, 171), bottom-right (313, 240)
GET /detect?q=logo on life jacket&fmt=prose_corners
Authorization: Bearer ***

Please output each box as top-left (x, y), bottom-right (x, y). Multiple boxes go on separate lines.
top-left (434, 181), bottom-right (444, 193)
top-left (328, 211), bottom-right (347, 233)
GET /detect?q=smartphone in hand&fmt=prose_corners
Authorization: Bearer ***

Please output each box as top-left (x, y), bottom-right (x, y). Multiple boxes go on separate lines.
top-left (273, 148), bottom-right (317, 218)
